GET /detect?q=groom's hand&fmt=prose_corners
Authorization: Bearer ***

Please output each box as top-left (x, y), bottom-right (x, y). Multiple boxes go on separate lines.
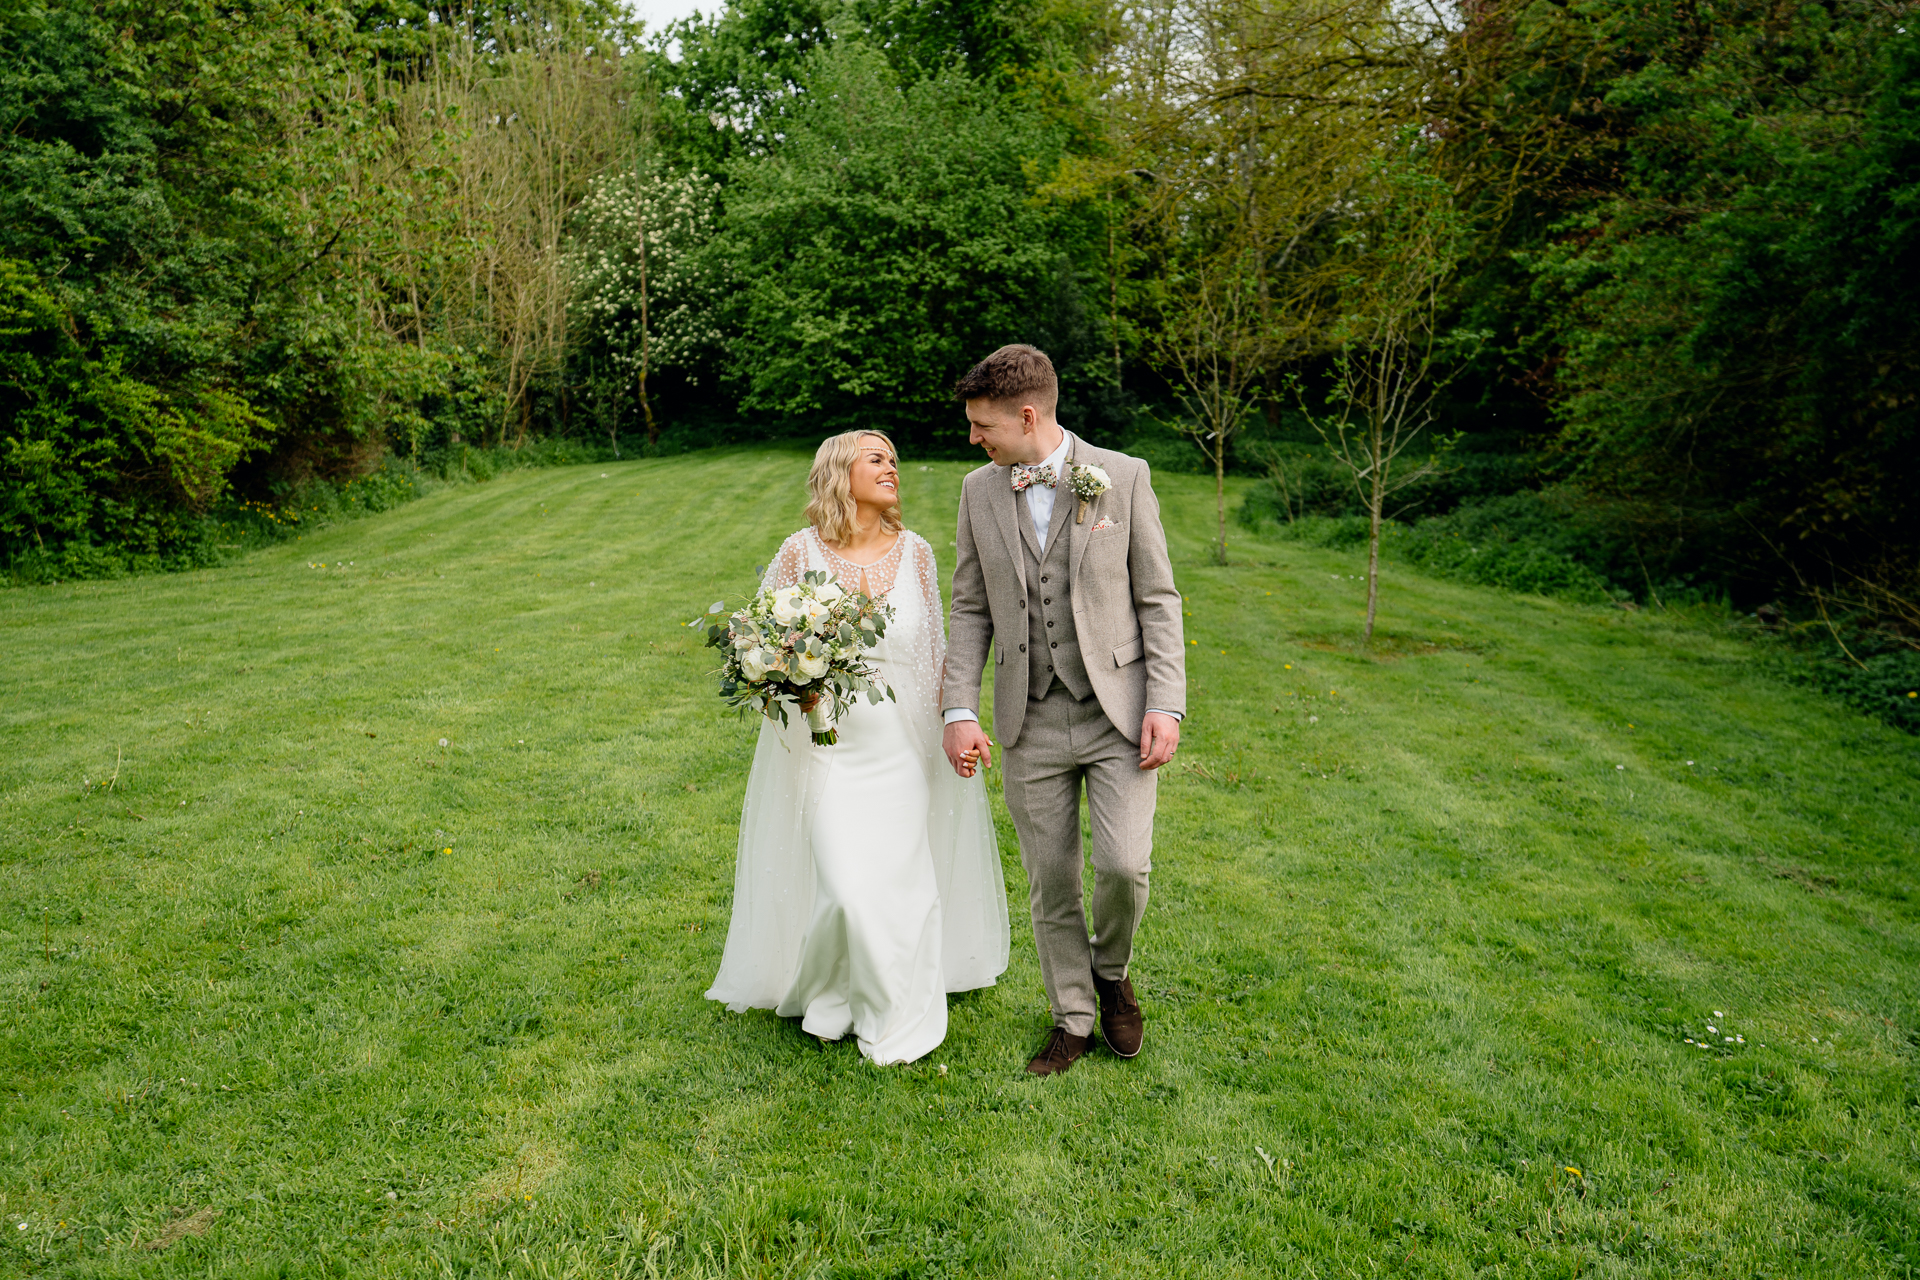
top-left (943, 721), bottom-right (993, 778)
top-left (1139, 712), bottom-right (1180, 770)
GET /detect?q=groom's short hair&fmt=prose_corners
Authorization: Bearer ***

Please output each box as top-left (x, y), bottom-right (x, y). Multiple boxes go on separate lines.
top-left (954, 344), bottom-right (1058, 415)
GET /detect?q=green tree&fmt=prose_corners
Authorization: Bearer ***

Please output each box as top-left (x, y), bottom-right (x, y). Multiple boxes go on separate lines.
top-left (1439, 0), bottom-right (1916, 618)
top-left (716, 42), bottom-right (1090, 436)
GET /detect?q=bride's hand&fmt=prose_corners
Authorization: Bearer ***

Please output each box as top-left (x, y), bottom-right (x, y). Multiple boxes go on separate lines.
top-left (943, 721), bottom-right (992, 778)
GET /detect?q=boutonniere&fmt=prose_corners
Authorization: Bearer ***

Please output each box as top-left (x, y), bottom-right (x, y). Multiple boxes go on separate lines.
top-left (1069, 464), bottom-right (1111, 525)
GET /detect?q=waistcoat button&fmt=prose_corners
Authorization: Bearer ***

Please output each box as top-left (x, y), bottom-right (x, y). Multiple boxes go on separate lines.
top-left (1019, 643), bottom-right (1027, 652)
top-left (1050, 641), bottom-right (1058, 649)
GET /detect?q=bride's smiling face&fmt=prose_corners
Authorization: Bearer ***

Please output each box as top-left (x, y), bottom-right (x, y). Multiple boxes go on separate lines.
top-left (848, 436), bottom-right (899, 509)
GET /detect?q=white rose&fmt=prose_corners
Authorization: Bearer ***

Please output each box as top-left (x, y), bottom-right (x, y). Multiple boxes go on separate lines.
top-left (796, 652), bottom-right (829, 679)
top-left (801, 598), bottom-right (830, 627)
top-left (814, 581), bottom-right (845, 604)
top-left (740, 651), bottom-right (768, 681)
top-left (1075, 464), bottom-right (1112, 495)
top-left (770, 585), bottom-right (804, 625)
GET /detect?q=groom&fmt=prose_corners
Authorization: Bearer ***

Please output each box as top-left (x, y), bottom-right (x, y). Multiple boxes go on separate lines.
top-left (941, 344), bottom-right (1187, 1076)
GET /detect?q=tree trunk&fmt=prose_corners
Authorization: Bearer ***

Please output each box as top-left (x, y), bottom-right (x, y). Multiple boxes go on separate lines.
top-left (635, 180), bottom-right (657, 447)
top-left (1215, 443), bottom-right (1228, 565)
top-left (1364, 417), bottom-right (1384, 644)
top-left (1108, 194), bottom-right (1122, 386)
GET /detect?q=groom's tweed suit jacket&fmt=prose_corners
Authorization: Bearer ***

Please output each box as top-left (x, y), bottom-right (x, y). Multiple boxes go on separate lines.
top-left (945, 434), bottom-right (1186, 748)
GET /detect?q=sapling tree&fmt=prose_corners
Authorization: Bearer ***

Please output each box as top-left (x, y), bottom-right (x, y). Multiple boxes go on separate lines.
top-left (1153, 251), bottom-right (1279, 564)
top-left (1092, 0), bottom-right (1436, 564)
top-left (1311, 135), bottom-right (1478, 643)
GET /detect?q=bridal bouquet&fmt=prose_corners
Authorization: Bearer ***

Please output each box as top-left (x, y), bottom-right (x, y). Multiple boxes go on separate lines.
top-left (690, 571), bottom-right (894, 745)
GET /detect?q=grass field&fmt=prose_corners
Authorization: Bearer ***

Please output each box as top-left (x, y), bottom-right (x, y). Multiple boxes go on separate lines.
top-left (4, 447), bottom-right (1917, 1278)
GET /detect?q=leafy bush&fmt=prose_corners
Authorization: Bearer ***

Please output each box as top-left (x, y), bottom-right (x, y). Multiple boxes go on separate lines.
top-left (1396, 528), bottom-right (1617, 604)
top-left (1120, 421), bottom-right (1212, 476)
top-left (1264, 513), bottom-right (1374, 549)
top-left (1762, 629), bottom-right (1920, 736)
top-left (1236, 443), bottom-right (1540, 529)
top-left (1236, 452), bottom-right (1365, 524)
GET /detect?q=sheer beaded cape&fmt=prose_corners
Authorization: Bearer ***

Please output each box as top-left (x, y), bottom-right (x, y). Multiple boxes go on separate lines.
top-left (705, 527), bottom-right (1010, 1013)
top-left (759, 527), bottom-right (945, 724)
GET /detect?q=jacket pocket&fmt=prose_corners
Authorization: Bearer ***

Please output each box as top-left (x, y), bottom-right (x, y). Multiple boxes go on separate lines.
top-left (995, 641), bottom-right (1004, 666)
top-left (1112, 635), bottom-right (1144, 668)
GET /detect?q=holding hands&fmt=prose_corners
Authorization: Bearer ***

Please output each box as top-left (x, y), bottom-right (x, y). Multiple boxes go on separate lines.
top-left (943, 712), bottom-right (1177, 777)
top-left (943, 720), bottom-right (993, 778)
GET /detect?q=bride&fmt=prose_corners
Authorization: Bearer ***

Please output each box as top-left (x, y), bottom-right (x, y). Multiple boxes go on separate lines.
top-left (706, 429), bottom-right (1009, 1064)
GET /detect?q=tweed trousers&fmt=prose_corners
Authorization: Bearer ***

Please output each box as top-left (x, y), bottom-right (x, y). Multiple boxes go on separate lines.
top-left (1001, 684), bottom-right (1156, 1037)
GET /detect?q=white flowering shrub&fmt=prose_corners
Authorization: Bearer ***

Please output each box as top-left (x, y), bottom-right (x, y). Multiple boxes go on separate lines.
top-left (566, 168), bottom-right (724, 395)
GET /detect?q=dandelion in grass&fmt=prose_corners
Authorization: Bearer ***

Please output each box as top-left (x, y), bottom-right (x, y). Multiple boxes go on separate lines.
top-left (439, 738), bottom-right (449, 747)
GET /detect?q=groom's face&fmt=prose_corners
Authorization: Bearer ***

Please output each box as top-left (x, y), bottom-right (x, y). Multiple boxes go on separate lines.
top-left (965, 399), bottom-right (1045, 466)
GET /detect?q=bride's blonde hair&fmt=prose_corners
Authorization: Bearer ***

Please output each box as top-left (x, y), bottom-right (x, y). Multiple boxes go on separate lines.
top-left (806, 430), bottom-right (904, 546)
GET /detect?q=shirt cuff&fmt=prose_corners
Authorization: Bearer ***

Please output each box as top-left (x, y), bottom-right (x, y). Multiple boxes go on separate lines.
top-left (943, 708), bottom-right (979, 725)
top-left (1146, 708), bottom-right (1184, 722)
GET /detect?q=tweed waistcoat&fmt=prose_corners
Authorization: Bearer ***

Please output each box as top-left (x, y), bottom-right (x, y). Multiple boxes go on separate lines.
top-left (1020, 491), bottom-right (1093, 701)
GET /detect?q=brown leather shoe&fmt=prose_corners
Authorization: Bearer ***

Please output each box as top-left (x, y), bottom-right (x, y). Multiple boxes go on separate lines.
top-left (1093, 975), bottom-right (1145, 1058)
top-left (1025, 1027), bottom-right (1093, 1076)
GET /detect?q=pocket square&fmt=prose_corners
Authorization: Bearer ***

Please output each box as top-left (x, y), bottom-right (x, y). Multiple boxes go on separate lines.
top-left (1090, 517), bottom-right (1120, 532)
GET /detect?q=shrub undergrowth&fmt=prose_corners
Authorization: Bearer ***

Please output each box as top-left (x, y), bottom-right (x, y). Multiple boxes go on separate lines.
top-left (1, 438), bottom-right (623, 587)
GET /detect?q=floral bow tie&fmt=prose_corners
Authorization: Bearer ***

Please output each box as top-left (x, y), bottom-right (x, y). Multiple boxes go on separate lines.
top-left (1011, 463), bottom-right (1058, 492)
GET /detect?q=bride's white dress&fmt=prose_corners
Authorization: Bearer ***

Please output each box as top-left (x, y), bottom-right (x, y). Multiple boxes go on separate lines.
top-left (705, 527), bottom-right (1009, 1064)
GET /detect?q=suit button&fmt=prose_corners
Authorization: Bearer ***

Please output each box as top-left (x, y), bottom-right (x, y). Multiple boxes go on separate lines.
top-left (1043, 598), bottom-right (1051, 605)
top-left (1040, 575), bottom-right (1049, 583)
top-left (1047, 664), bottom-right (1054, 672)
top-left (1019, 600), bottom-right (1026, 609)
top-left (1019, 643), bottom-right (1026, 653)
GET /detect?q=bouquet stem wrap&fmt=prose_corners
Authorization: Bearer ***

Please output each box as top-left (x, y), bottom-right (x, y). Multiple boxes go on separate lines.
top-left (804, 696), bottom-right (838, 745)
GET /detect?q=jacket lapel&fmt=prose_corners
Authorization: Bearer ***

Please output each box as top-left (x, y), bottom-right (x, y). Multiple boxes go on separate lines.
top-left (985, 466), bottom-right (1028, 596)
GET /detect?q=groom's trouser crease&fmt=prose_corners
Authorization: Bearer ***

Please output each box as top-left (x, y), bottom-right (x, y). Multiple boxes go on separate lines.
top-left (1001, 684), bottom-right (1155, 1039)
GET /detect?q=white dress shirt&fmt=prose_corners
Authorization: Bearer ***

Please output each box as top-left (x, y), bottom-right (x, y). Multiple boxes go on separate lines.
top-left (1023, 431), bottom-right (1074, 552)
top-left (944, 431), bottom-right (1181, 728)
